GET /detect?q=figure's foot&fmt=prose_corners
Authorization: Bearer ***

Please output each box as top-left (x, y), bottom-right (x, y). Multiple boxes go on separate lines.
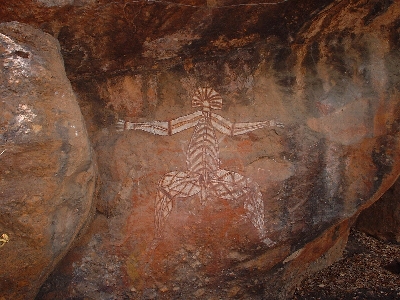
top-left (261, 236), bottom-right (275, 247)
top-left (149, 236), bottom-right (162, 250)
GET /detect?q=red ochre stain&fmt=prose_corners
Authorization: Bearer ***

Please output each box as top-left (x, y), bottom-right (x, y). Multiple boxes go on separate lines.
top-left (237, 139), bottom-right (253, 154)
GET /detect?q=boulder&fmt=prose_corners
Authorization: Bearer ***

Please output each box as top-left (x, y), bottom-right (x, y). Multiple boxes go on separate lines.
top-left (0, 22), bottom-right (96, 300)
top-left (34, 0), bottom-right (399, 299)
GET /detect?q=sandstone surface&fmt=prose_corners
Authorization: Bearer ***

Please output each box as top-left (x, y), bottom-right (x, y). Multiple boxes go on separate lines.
top-left (0, 0), bottom-right (398, 299)
top-left (356, 176), bottom-right (400, 244)
top-left (0, 22), bottom-right (96, 300)
top-left (0, 0), bottom-right (336, 83)
top-left (38, 1), bottom-right (400, 299)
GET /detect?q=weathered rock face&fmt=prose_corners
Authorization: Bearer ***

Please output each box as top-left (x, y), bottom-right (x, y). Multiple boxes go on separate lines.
top-left (0, 0), bottom-right (398, 299)
top-left (0, 0), bottom-right (335, 82)
top-left (356, 176), bottom-right (400, 244)
top-left (0, 22), bottom-right (96, 300)
top-left (34, 1), bottom-right (400, 299)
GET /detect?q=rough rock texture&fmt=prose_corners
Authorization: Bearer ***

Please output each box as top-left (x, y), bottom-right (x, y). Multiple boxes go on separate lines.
top-left (356, 176), bottom-right (400, 244)
top-left (35, 0), bottom-right (400, 299)
top-left (0, 22), bottom-right (96, 300)
top-left (0, 0), bottom-right (398, 299)
top-left (293, 229), bottom-right (400, 299)
top-left (0, 0), bottom-right (335, 83)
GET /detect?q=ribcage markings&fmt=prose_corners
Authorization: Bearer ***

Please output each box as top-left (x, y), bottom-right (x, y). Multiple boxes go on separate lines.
top-left (187, 116), bottom-right (220, 178)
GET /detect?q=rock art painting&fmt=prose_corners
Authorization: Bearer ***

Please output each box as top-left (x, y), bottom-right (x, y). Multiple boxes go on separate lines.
top-left (118, 87), bottom-right (283, 245)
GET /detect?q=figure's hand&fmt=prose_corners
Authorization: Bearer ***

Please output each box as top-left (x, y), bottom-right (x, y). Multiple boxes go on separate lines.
top-left (269, 120), bottom-right (284, 128)
top-left (116, 119), bottom-right (126, 131)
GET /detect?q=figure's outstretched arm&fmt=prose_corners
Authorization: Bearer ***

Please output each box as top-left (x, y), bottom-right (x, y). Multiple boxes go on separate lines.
top-left (211, 113), bottom-right (284, 136)
top-left (117, 111), bottom-right (203, 136)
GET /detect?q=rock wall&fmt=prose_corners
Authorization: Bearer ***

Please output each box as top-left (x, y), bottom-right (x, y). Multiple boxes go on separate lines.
top-left (36, 1), bottom-right (400, 299)
top-left (0, 0), bottom-right (398, 299)
top-left (356, 176), bottom-right (400, 244)
top-left (0, 22), bottom-right (96, 300)
top-left (0, 0), bottom-right (336, 82)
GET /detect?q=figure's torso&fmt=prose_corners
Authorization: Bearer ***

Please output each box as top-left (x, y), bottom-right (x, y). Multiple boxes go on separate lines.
top-left (186, 112), bottom-right (220, 182)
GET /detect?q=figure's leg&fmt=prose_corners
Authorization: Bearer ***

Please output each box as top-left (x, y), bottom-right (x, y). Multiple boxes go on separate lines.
top-left (242, 179), bottom-right (267, 241)
top-left (154, 189), bottom-right (173, 236)
top-left (209, 170), bottom-right (249, 201)
top-left (155, 171), bottom-right (200, 236)
top-left (210, 170), bottom-right (271, 244)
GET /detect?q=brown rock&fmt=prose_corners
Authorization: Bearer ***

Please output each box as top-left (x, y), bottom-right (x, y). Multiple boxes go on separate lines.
top-left (0, 22), bottom-right (96, 299)
top-left (0, 0), bottom-right (337, 82)
top-left (0, 0), bottom-right (398, 299)
top-left (356, 175), bottom-right (400, 243)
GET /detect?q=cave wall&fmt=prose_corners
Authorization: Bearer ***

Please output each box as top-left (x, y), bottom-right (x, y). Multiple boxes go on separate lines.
top-left (0, 0), bottom-right (334, 82)
top-left (0, 0), bottom-right (399, 299)
top-left (356, 176), bottom-right (400, 244)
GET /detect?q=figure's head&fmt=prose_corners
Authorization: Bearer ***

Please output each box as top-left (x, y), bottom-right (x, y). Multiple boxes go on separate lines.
top-left (192, 87), bottom-right (222, 112)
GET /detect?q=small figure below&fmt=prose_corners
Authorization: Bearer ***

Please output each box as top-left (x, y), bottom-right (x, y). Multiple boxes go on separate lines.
top-left (117, 87), bottom-right (283, 245)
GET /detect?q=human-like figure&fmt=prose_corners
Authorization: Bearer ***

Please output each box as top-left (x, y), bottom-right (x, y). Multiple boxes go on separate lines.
top-left (117, 87), bottom-right (283, 244)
